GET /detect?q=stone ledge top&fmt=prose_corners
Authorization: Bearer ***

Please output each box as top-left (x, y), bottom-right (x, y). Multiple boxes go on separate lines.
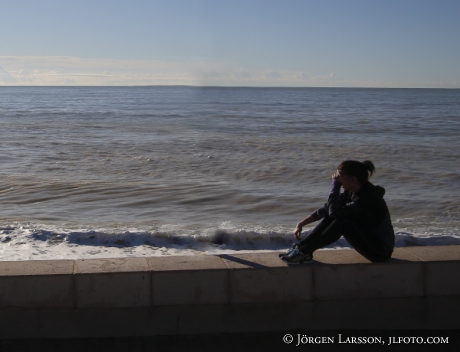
top-left (147, 254), bottom-right (227, 271)
top-left (312, 248), bottom-right (422, 265)
top-left (402, 246), bottom-right (460, 262)
top-left (0, 245), bottom-right (459, 276)
top-left (0, 259), bottom-right (74, 276)
top-left (219, 252), bottom-right (290, 269)
top-left (75, 257), bottom-right (149, 274)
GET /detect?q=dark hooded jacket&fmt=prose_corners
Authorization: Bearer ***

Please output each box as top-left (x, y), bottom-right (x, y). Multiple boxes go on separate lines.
top-left (311, 180), bottom-right (395, 251)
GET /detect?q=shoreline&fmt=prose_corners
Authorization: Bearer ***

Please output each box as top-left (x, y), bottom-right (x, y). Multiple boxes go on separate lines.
top-left (2, 223), bottom-right (460, 261)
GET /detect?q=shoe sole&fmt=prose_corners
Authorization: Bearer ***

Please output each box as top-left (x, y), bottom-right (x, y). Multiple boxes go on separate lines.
top-left (280, 257), bottom-right (313, 265)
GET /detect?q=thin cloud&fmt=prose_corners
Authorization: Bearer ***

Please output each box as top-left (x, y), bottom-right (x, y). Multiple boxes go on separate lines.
top-left (0, 56), bottom-right (352, 87)
top-left (203, 70), bottom-right (220, 78)
top-left (233, 71), bottom-right (250, 79)
top-left (312, 72), bottom-right (344, 81)
top-left (0, 65), bottom-right (17, 84)
top-left (297, 72), bottom-right (310, 79)
top-left (265, 71), bottom-right (282, 79)
top-left (0, 56), bottom-right (198, 86)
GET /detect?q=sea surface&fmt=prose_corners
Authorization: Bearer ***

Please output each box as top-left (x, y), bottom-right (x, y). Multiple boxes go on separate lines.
top-left (0, 87), bottom-right (459, 261)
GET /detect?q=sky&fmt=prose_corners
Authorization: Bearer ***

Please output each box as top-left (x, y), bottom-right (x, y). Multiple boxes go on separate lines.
top-left (0, 0), bottom-right (459, 87)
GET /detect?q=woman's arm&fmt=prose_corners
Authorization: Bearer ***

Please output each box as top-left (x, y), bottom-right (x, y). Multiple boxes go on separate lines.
top-left (294, 172), bottom-right (344, 240)
top-left (327, 180), bottom-right (344, 218)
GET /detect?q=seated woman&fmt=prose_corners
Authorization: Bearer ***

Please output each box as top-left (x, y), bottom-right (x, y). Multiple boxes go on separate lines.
top-left (280, 160), bottom-right (395, 265)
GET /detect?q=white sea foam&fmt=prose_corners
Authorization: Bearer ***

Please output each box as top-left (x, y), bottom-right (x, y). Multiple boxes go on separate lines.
top-left (1, 221), bottom-right (459, 261)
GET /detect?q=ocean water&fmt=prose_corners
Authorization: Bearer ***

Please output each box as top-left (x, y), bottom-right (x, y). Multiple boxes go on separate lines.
top-left (0, 86), bottom-right (459, 261)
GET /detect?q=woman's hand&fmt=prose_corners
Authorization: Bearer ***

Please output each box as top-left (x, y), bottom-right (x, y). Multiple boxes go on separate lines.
top-left (294, 223), bottom-right (302, 241)
top-left (332, 171), bottom-right (343, 183)
top-left (293, 215), bottom-right (315, 241)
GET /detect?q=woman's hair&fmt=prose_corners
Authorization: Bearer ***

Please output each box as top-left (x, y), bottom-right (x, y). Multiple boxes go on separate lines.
top-left (338, 160), bottom-right (375, 184)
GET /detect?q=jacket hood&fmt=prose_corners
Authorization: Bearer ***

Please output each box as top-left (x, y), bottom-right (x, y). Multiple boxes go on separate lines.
top-left (374, 185), bottom-right (386, 197)
top-left (358, 181), bottom-right (386, 198)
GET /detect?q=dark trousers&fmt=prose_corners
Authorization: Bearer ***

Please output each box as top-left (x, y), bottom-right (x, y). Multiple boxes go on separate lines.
top-left (299, 216), bottom-right (392, 262)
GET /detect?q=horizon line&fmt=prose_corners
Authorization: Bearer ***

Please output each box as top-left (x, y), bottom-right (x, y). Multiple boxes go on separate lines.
top-left (1, 85), bottom-right (459, 89)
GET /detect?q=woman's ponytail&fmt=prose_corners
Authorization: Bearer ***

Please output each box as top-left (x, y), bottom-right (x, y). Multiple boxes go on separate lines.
top-left (362, 160), bottom-right (376, 177)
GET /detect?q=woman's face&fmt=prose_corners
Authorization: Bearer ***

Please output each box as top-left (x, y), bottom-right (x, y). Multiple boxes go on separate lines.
top-left (338, 170), bottom-right (358, 192)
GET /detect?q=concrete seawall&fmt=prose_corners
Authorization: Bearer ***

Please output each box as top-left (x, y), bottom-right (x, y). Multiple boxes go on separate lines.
top-left (1, 246), bottom-right (459, 338)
